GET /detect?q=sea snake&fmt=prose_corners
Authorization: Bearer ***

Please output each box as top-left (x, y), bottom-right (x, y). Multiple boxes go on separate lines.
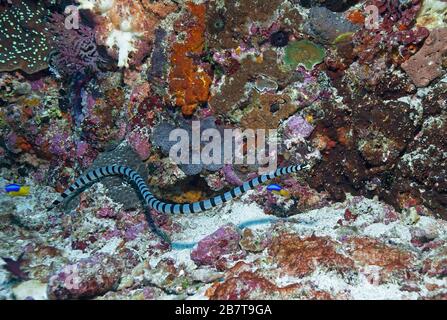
top-left (48, 163), bottom-right (309, 214)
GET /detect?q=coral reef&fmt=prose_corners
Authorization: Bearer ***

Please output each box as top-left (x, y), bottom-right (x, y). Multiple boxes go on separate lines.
top-left (298, 0), bottom-right (359, 12)
top-left (205, 0), bottom-right (283, 51)
top-left (209, 50), bottom-right (297, 125)
top-left (353, 0), bottom-right (429, 64)
top-left (79, 145), bottom-right (149, 211)
top-left (191, 224), bottom-right (244, 270)
top-left (152, 117), bottom-right (225, 175)
top-left (47, 253), bottom-right (124, 299)
top-left (305, 6), bottom-right (359, 44)
top-left (1, 0), bottom-right (447, 301)
top-left (416, 0), bottom-right (447, 29)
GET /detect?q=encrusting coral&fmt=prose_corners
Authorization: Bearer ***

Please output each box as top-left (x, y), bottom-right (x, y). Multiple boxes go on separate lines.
top-left (169, 2), bottom-right (212, 116)
top-left (284, 40), bottom-right (326, 71)
top-left (0, 0), bottom-right (50, 74)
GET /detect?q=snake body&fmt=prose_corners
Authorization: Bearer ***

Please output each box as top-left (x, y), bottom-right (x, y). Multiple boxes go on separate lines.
top-left (48, 164), bottom-right (308, 213)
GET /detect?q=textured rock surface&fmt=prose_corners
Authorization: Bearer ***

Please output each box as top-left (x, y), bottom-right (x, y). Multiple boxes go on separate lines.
top-left (402, 28), bottom-right (447, 87)
top-left (191, 224), bottom-right (245, 269)
top-left (47, 254), bottom-right (124, 300)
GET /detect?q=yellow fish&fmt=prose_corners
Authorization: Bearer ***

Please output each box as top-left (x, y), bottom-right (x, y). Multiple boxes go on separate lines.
top-left (272, 189), bottom-right (290, 198)
top-left (5, 184), bottom-right (30, 197)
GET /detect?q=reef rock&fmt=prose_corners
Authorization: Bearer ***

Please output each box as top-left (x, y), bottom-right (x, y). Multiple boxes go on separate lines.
top-left (47, 254), bottom-right (124, 300)
top-left (304, 6), bottom-right (359, 44)
top-left (269, 234), bottom-right (355, 277)
top-left (401, 28), bottom-right (447, 87)
top-left (284, 115), bottom-right (315, 140)
top-left (191, 224), bottom-right (245, 269)
top-left (64, 145), bottom-right (149, 211)
top-left (207, 271), bottom-right (301, 300)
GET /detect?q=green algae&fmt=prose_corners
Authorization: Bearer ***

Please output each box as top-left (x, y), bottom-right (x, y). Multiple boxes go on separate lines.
top-left (284, 40), bottom-right (326, 71)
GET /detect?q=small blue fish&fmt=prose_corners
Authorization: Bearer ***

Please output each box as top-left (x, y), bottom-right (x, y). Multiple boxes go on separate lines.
top-left (4, 184), bottom-right (30, 196)
top-left (267, 184), bottom-right (283, 192)
top-left (5, 184), bottom-right (21, 193)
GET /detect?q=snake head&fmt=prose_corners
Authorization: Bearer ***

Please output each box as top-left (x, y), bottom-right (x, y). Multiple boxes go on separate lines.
top-left (301, 163), bottom-right (312, 171)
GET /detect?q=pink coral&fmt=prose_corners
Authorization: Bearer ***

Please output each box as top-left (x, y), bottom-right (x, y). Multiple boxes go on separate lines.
top-left (97, 206), bottom-right (117, 219)
top-left (75, 141), bottom-right (97, 169)
top-left (222, 165), bottom-right (244, 186)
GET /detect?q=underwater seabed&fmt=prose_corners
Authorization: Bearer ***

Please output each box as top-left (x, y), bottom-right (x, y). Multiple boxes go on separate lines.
top-left (1, 0), bottom-right (447, 301)
top-left (1, 174), bottom-right (447, 300)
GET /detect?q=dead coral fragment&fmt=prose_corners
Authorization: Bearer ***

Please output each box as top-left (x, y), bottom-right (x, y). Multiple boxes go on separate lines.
top-left (401, 28), bottom-right (447, 87)
top-left (169, 3), bottom-right (212, 116)
top-left (0, 0), bottom-right (50, 73)
top-left (284, 40), bottom-right (326, 71)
